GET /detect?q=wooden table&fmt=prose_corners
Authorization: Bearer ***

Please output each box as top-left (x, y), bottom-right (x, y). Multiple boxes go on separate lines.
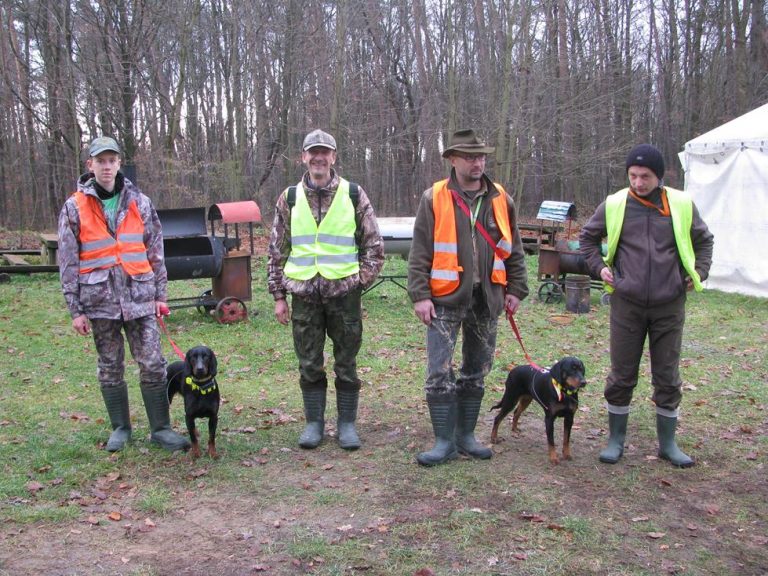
top-left (40, 233), bottom-right (59, 265)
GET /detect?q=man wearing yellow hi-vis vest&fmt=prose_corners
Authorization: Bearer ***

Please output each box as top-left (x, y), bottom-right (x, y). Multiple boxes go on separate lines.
top-left (580, 144), bottom-right (714, 468)
top-left (267, 130), bottom-right (384, 451)
top-left (407, 129), bottom-right (529, 466)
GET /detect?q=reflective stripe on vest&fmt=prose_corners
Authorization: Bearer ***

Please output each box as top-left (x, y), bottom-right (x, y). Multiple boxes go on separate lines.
top-left (74, 192), bottom-right (152, 275)
top-left (283, 178), bottom-right (360, 280)
top-left (603, 187), bottom-right (702, 293)
top-left (429, 179), bottom-right (513, 297)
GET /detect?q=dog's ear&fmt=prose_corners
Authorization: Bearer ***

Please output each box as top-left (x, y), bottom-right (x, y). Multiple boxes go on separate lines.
top-left (184, 348), bottom-right (194, 370)
top-left (549, 360), bottom-right (563, 383)
top-left (208, 350), bottom-right (218, 377)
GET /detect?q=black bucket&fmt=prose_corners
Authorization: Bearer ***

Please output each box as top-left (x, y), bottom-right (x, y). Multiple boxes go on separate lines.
top-left (565, 275), bottom-right (591, 314)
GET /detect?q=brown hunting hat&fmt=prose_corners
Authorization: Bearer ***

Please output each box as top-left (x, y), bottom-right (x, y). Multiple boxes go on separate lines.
top-left (442, 128), bottom-right (495, 158)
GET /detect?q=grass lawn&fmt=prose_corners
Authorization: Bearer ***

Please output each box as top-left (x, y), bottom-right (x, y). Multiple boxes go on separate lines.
top-left (0, 254), bottom-right (766, 575)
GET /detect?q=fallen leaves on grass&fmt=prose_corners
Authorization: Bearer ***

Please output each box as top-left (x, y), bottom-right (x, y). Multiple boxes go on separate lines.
top-left (26, 481), bottom-right (44, 494)
top-left (519, 512), bottom-right (546, 522)
top-left (546, 314), bottom-right (574, 326)
top-left (647, 532), bottom-right (666, 539)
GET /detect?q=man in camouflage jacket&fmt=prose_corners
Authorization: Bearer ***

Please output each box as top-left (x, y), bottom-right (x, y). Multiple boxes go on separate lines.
top-left (268, 129), bottom-right (384, 451)
top-left (58, 136), bottom-right (189, 453)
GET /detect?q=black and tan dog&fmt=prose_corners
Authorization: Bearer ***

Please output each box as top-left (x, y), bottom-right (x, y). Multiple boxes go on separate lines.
top-left (167, 346), bottom-right (220, 459)
top-left (489, 357), bottom-right (586, 464)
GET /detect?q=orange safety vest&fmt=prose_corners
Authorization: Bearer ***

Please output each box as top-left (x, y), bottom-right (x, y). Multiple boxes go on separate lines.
top-left (73, 192), bottom-right (152, 275)
top-left (430, 179), bottom-right (513, 297)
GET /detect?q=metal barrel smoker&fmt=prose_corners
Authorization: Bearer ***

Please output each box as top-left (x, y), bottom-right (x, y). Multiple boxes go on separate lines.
top-left (363, 216), bottom-right (415, 293)
top-left (157, 201), bottom-right (261, 323)
top-left (534, 201), bottom-right (607, 308)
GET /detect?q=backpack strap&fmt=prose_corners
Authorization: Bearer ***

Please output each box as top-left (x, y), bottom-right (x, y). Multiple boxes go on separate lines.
top-left (286, 182), bottom-right (359, 208)
top-left (348, 182), bottom-right (359, 208)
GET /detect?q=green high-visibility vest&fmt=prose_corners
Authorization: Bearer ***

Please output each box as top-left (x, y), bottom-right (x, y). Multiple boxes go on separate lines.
top-left (283, 179), bottom-right (359, 280)
top-left (603, 187), bottom-right (702, 293)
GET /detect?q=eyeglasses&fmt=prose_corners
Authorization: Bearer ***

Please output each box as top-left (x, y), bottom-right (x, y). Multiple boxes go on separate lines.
top-left (455, 153), bottom-right (487, 163)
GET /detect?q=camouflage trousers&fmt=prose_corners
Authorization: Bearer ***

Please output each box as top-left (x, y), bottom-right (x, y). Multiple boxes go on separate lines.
top-left (290, 288), bottom-right (363, 391)
top-left (425, 288), bottom-right (499, 395)
top-left (90, 316), bottom-right (166, 387)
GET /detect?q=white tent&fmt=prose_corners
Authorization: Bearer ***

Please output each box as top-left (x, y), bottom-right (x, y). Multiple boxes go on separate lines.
top-left (679, 103), bottom-right (768, 298)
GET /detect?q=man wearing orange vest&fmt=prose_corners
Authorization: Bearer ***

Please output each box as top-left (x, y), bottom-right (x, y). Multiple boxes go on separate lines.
top-left (58, 136), bottom-right (190, 453)
top-left (408, 129), bottom-right (529, 466)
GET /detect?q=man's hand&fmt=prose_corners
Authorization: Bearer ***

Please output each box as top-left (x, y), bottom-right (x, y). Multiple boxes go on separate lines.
top-left (505, 294), bottom-right (521, 315)
top-left (275, 298), bottom-right (290, 325)
top-left (413, 299), bottom-right (436, 326)
top-left (156, 301), bottom-right (170, 317)
top-left (600, 266), bottom-right (614, 287)
top-left (72, 314), bottom-right (90, 336)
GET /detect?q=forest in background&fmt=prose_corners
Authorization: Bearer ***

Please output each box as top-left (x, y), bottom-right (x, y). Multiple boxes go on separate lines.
top-left (1, 0), bottom-right (766, 230)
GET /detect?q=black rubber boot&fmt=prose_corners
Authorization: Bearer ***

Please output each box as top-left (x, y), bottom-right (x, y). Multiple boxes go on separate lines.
top-left (417, 393), bottom-right (458, 466)
top-left (599, 412), bottom-right (628, 464)
top-left (141, 383), bottom-right (191, 452)
top-left (336, 388), bottom-right (361, 450)
top-left (101, 382), bottom-right (132, 452)
top-left (657, 414), bottom-right (694, 468)
top-left (299, 386), bottom-right (327, 449)
top-left (456, 388), bottom-right (492, 459)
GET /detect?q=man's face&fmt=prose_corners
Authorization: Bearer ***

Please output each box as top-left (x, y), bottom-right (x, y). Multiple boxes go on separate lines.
top-left (449, 152), bottom-right (487, 186)
top-left (302, 146), bottom-right (336, 184)
top-left (87, 152), bottom-right (121, 191)
top-left (627, 166), bottom-right (659, 197)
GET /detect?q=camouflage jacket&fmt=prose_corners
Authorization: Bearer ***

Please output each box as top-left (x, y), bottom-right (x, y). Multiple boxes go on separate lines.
top-left (267, 170), bottom-right (384, 302)
top-left (58, 172), bottom-right (168, 321)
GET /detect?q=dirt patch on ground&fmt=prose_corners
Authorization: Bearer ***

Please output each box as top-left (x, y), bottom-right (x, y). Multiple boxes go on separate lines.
top-left (2, 408), bottom-right (766, 576)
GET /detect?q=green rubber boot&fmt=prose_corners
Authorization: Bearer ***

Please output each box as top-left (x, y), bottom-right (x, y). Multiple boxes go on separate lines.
top-left (141, 383), bottom-right (191, 452)
top-left (599, 412), bottom-right (628, 464)
top-left (456, 388), bottom-right (492, 459)
top-left (336, 388), bottom-right (361, 450)
top-left (101, 382), bottom-right (132, 452)
top-left (417, 393), bottom-right (458, 466)
top-left (299, 386), bottom-right (327, 449)
top-left (657, 414), bottom-right (694, 468)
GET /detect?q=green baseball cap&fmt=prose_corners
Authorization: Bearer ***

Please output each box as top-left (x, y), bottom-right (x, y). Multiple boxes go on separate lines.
top-left (89, 136), bottom-right (122, 157)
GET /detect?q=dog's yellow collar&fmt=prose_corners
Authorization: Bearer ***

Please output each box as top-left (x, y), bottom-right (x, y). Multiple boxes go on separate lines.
top-left (551, 378), bottom-right (577, 402)
top-left (185, 375), bottom-right (217, 395)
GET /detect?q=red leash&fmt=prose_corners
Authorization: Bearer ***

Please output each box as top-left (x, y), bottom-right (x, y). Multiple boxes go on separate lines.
top-left (156, 304), bottom-right (185, 360)
top-left (450, 188), bottom-right (544, 371)
top-left (506, 311), bottom-right (544, 371)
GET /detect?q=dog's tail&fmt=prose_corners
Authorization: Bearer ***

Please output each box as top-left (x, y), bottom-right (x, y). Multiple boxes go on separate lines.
top-left (166, 366), bottom-right (184, 404)
top-left (167, 381), bottom-right (179, 404)
top-left (488, 400), bottom-right (502, 412)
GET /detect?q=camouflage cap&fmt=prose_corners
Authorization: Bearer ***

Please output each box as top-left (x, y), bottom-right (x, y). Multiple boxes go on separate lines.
top-left (89, 136), bottom-right (122, 157)
top-left (302, 129), bottom-right (337, 151)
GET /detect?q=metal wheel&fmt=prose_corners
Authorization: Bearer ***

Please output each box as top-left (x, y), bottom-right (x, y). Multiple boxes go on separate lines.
top-left (538, 280), bottom-right (563, 304)
top-left (215, 297), bottom-right (248, 324)
top-left (600, 291), bottom-right (611, 306)
top-left (196, 289), bottom-right (216, 314)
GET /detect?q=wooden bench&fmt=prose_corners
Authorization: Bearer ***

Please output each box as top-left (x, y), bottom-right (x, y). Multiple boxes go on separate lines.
top-left (40, 233), bottom-right (59, 265)
top-left (2, 254), bottom-right (30, 265)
